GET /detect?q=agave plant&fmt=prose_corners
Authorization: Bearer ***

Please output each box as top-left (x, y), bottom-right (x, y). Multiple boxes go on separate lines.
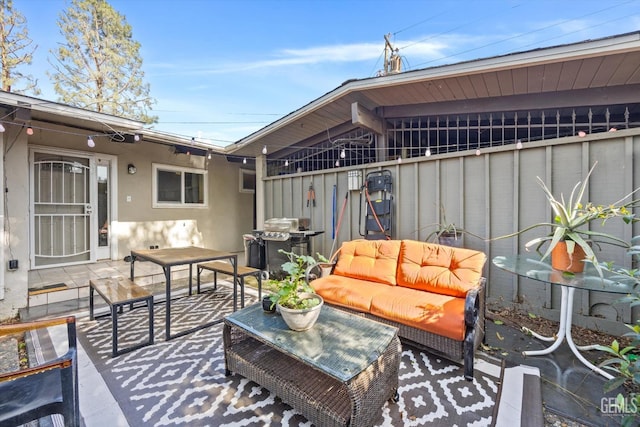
top-left (494, 162), bottom-right (639, 276)
top-left (423, 204), bottom-right (485, 244)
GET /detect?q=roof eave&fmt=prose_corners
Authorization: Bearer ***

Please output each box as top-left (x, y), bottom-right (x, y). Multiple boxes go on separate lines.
top-left (228, 31), bottom-right (640, 153)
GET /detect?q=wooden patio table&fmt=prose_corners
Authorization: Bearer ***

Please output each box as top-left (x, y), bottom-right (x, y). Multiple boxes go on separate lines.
top-left (130, 246), bottom-right (238, 340)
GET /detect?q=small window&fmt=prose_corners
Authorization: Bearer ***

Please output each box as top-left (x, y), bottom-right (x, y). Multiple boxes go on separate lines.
top-left (152, 163), bottom-right (207, 208)
top-left (239, 169), bottom-right (256, 193)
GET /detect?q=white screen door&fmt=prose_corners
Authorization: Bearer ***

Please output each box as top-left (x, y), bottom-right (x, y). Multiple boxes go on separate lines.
top-left (31, 150), bottom-right (94, 268)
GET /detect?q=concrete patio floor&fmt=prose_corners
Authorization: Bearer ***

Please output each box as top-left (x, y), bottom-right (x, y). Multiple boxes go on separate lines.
top-left (14, 258), bottom-right (629, 426)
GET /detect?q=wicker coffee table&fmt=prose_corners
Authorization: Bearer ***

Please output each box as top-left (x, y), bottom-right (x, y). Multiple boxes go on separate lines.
top-left (223, 303), bottom-right (401, 427)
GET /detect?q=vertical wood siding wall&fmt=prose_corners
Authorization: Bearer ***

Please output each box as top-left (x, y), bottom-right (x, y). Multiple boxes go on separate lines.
top-left (264, 130), bottom-right (640, 334)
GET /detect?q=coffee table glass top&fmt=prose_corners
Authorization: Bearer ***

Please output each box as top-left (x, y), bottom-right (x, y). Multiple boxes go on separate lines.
top-left (493, 254), bottom-right (638, 294)
top-left (225, 303), bottom-right (398, 382)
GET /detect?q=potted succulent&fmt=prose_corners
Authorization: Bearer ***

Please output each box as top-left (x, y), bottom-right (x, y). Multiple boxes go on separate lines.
top-left (266, 250), bottom-right (325, 331)
top-left (494, 162), bottom-right (639, 275)
top-left (424, 204), bottom-right (484, 247)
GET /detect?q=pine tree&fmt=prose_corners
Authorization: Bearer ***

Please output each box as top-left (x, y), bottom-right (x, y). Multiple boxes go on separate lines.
top-left (0, 0), bottom-right (39, 95)
top-left (49, 0), bottom-right (156, 123)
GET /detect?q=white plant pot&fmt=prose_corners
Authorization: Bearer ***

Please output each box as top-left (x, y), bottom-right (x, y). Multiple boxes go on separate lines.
top-left (277, 293), bottom-right (324, 331)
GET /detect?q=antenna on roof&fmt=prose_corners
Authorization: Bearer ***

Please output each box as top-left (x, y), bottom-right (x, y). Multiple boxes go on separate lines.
top-left (381, 33), bottom-right (402, 76)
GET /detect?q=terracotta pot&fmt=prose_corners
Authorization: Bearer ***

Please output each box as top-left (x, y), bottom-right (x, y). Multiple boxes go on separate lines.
top-left (551, 241), bottom-right (586, 273)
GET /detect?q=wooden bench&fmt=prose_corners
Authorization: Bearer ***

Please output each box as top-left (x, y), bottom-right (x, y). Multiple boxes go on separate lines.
top-left (196, 261), bottom-right (262, 310)
top-left (89, 277), bottom-right (154, 357)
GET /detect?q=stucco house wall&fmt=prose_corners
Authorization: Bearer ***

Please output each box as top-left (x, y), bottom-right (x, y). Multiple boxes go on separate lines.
top-left (0, 107), bottom-right (254, 321)
top-left (1, 125), bottom-right (30, 318)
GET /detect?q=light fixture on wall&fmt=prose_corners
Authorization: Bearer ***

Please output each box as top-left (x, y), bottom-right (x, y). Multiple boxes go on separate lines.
top-left (134, 134), bottom-right (141, 141)
top-left (128, 163), bottom-right (137, 174)
top-left (87, 136), bottom-right (95, 148)
top-left (26, 126), bottom-right (33, 135)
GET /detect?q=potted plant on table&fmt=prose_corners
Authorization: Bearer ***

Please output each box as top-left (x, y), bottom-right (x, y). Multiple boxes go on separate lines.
top-left (265, 249), bottom-right (325, 331)
top-left (493, 162), bottom-right (639, 276)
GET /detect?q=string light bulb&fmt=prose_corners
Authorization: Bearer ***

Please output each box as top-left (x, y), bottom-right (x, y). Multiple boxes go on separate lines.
top-left (243, 157), bottom-right (247, 164)
top-left (397, 156), bottom-right (402, 163)
top-left (262, 145), bottom-right (267, 155)
top-left (87, 136), bottom-right (95, 148)
top-left (340, 148), bottom-right (346, 159)
top-left (0, 124), bottom-right (5, 133)
top-left (207, 151), bottom-right (212, 159)
top-left (284, 159), bottom-right (289, 167)
top-left (134, 134), bottom-right (140, 141)
top-left (578, 131), bottom-right (586, 137)
top-left (424, 148), bottom-right (431, 157)
top-left (475, 149), bottom-right (481, 156)
top-left (26, 126), bottom-right (33, 135)
top-left (335, 160), bottom-right (340, 167)
top-left (516, 139), bottom-right (523, 149)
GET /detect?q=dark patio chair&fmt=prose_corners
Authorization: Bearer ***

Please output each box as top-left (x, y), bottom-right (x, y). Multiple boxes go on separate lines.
top-left (0, 316), bottom-right (80, 427)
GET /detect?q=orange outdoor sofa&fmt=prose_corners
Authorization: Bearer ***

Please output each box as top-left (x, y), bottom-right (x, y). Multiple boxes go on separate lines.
top-left (308, 239), bottom-right (487, 380)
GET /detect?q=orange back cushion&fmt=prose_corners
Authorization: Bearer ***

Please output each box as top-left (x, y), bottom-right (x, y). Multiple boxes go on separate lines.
top-left (334, 239), bottom-right (401, 285)
top-left (397, 240), bottom-right (486, 297)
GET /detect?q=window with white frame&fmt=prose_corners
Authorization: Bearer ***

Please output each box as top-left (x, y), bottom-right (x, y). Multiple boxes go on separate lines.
top-left (152, 163), bottom-right (207, 208)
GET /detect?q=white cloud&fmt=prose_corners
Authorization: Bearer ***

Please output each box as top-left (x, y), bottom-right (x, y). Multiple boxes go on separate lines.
top-left (147, 39), bottom-right (450, 77)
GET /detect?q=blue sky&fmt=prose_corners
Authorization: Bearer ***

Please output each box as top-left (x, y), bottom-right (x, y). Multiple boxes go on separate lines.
top-left (13, 0), bottom-right (640, 146)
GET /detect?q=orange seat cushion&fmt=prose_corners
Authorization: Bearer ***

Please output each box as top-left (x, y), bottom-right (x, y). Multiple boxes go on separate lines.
top-left (371, 286), bottom-right (466, 341)
top-left (311, 275), bottom-right (390, 312)
top-left (397, 240), bottom-right (486, 298)
top-left (333, 239), bottom-right (401, 285)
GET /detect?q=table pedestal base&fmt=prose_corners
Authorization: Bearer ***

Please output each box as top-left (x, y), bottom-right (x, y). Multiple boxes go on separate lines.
top-left (521, 286), bottom-right (613, 379)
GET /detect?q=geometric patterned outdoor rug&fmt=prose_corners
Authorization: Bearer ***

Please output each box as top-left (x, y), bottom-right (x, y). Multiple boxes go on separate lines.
top-left (78, 288), bottom-right (501, 426)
